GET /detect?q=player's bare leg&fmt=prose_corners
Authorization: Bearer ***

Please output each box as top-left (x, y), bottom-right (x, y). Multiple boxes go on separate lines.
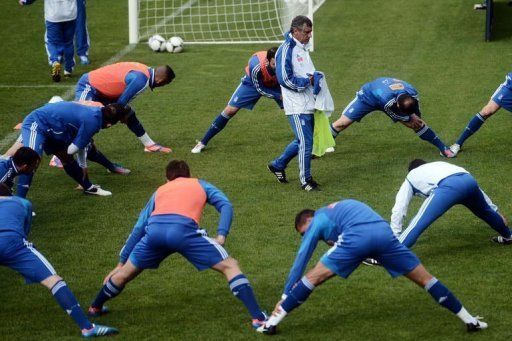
top-left (400, 115), bottom-right (454, 158)
top-left (330, 115), bottom-right (354, 136)
top-left (3, 141), bottom-right (23, 157)
top-left (192, 105), bottom-right (240, 153)
top-left (451, 99), bottom-right (501, 155)
top-left (406, 264), bottom-right (487, 332)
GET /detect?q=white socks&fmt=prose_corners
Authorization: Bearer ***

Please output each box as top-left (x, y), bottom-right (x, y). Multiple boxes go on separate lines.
top-left (138, 133), bottom-right (155, 147)
top-left (456, 307), bottom-right (477, 324)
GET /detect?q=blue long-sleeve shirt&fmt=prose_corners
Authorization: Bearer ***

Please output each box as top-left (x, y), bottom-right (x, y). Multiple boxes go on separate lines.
top-left (275, 33), bottom-right (311, 93)
top-left (0, 158), bottom-right (19, 191)
top-left (25, 101), bottom-right (103, 149)
top-left (242, 55), bottom-right (281, 100)
top-left (116, 69), bottom-right (154, 105)
top-left (119, 179), bottom-right (233, 263)
top-left (360, 77), bottom-right (421, 122)
top-left (283, 199), bottom-right (388, 294)
top-left (0, 196), bottom-right (33, 238)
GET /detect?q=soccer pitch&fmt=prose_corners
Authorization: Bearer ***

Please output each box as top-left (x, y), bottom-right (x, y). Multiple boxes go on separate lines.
top-left (1, 0), bottom-right (511, 339)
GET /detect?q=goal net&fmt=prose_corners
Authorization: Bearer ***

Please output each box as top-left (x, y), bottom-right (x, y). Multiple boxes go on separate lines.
top-left (129, 0), bottom-right (326, 46)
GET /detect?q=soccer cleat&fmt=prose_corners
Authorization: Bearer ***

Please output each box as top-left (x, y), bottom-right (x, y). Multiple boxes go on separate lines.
top-left (108, 163), bottom-right (131, 175)
top-left (84, 185), bottom-right (112, 196)
top-left (301, 179), bottom-right (320, 192)
top-left (144, 143), bottom-right (172, 153)
top-left (492, 235), bottom-right (512, 245)
top-left (49, 155), bottom-right (64, 169)
top-left (440, 148), bottom-right (456, 158)
top-left (466, 317), bottom-right (488, 332)
top-left (191, 141), bottom-right (206, 154)
top-left (51, 61), bottom-right (62, 82)
top-left (87, 306), bottom-right (110, 318)
top-left (362, 258), bottom-right (381, 266)
top-left (79, 56), bottom-right (90, 65)
top-left (251, 312), bottom-right (268, 329)
top-left (449, 143), bottom-right (461, 156)
top-left (256, 324), bottom-right (277, 335)
top-left (325, 147), bottom-right (335, 153)
top-left (267, 164), bottom-right (288, 184)
top-left (64, 70), bottom-right (72, 78)
top-left (82, 324), bottom-right (118, 338)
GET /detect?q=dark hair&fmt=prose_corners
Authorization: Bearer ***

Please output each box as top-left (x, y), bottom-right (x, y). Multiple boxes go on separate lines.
top-left (166, 160), bottom-right (191, 181)
top-left (102, 104), bottom-right (131, 125)
top-left (295, 209), bottom-right (315, 231)
top-left (290, 15), bottom-right (313, 32)
top-left (397, 94), bottom-right (418, 116)
top-left (408, 159), bottom-right (427, 171)
top-left (0, 183), bottom-right (12, 196)
top-left (162, 65), bottom-right (176, 81)
top-left (12, 147), bottom-right (40, 168)
top-left (266, 47), bottom-right (278, 61)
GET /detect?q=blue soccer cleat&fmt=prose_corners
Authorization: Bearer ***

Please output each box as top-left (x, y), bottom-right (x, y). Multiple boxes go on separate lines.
top-left (87, 306), bottom-right (110, 317)
top-left (82, 324), bottom-right (118, 338)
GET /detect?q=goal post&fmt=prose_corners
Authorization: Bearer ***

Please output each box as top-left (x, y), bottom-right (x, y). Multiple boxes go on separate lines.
top-left (128, 0), bottom-right (326, 48)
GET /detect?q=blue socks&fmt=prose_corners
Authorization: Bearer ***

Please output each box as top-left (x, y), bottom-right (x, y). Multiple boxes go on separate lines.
top-left (415, 125), bottom-right (448, 152)
top-left (16, 174), bottom-right (32, 198)
top-left (281, 277), bottom-right (315, 313)
top-left (425, 277), bottom-right (462, 314)
top-left (201, 112), bottom-right (231, 145)
top-left (229, 274), bottom-right (265, 321)
top-left (51, 280), bottom-right (93, 330)
top-left (87, 145), bottom-right (116, 172)
top-left (63, 161), bottom-right (92, 190)
top-left (91, 278), bottom-right (123, 309)
top-left (456, 113), bottom-right (486, 146)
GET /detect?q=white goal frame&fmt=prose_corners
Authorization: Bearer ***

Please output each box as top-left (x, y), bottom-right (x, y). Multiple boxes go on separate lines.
top-left (128, 0), bottom-right (326, 49)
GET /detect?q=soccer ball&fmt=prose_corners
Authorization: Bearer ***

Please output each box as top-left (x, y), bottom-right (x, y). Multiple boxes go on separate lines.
top-left (165, 36), bottom-right (184, 53)
top-left (148, 34), bottom-right (167, 52)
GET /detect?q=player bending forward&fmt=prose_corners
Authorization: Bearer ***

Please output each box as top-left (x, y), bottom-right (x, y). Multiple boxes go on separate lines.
top-left (0, 183), bottom-right (118, 337)
top-left (88, 160), bottom-right (268, 329)
top-left (258, 199), bottom-right (487, 335)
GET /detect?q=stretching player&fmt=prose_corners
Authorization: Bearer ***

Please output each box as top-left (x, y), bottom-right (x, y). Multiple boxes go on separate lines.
top-left (49, 62), bottom-right (175, 168)
top-left (18, 101), bottom-right (130, 197)
top-left (191, 47), bottom-right (282, 153)
top-left (391, 159), bottom-right (512, 247)
top-left (258, 199), bottom-right (487, 335)
top-left (0, 147), bottom-right (40, 194)
top-left (450, 72), bottom-right (512, 155)
top-left (0, 183), bottom-right (118, 337)
top-left (88, 160), bottom-right (268, 329)
top-left (329, 77), bottom-right (455, 157)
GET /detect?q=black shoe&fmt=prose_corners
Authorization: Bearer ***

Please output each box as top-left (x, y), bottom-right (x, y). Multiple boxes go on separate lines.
top-left (267, 164), bottom-right (288, 183)
top-left (301, 179), bottom-right (320, 192)
top-left (466, 318), bottom-right (488, 332)
top-left (492, 235), bottom-right (512, 245)
top-left (362, 258), bottom-right (381, 266)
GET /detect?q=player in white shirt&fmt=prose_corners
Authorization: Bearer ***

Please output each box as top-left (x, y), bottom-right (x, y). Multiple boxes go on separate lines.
top-left (391, 159), bottom-right (512, 247)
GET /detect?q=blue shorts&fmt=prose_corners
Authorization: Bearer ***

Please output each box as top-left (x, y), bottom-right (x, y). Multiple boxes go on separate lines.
top-left (0, 235), bottom-right (56, 284)
top-left (341, 91), bottom-right (378, 122)
top-left (228, 80), bottom-right (282, 110)
top-left (491, 74), bottom-right (512, 112)
top-left (320, 222), bottom-right (420, 278)
top-left (75, 74), bottom-right (110, 105)
top-left (129, 223), bottom-right (229, 271)
top-left (20, 116), bottom-right (68, 155)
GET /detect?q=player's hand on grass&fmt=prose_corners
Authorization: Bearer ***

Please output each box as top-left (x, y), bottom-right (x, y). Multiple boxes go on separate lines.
top-left (103, 263), bottom-right (124, 284)
top-left (214, 235), bottom-right (226, 246)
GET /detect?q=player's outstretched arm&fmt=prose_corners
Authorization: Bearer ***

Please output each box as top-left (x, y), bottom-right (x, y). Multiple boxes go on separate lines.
top-left (390, 180), bottom-right (414, 236)
top-left (199, 179), bottom-right (233, 238)
top-left (118, 71), bottom-right (149, 105)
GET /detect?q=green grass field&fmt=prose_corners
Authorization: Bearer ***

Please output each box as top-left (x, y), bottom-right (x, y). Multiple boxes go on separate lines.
top-left (1, 0), bottom-right (512, 340)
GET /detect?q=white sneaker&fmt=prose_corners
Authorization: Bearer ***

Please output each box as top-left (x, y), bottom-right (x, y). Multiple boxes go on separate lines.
top-left (325, 147), bottom-right (335, 153)
top-left (84, 185), bottom-right (112, 196)
top-left (449, 143), bottom-right (461, 156)
top-left (191, 141), bottom-right (206, 154)
top-left (467, 317), bottom-right (488, 332)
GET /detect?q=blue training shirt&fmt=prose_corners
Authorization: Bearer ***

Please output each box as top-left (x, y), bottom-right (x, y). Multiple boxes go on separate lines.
top-left (241, 55), bottom-right (281, 100)
top-left (118, 179), bottom-right (233, 263)
top-left (361, 77), bottom-right (420, 122)
top-left (0, 196), bottom-right (32, 238)
top-left (117, 69), bottom-right (154, 105)
top-left (283, 199), bottom-right (388, 294)
top-left (26, 101), bottom-right (103, 149)
top-left (0, 157), bottom-right (19, 191)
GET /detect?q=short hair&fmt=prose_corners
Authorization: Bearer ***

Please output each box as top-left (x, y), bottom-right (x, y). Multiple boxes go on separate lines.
top-left (12, 147), bottom-right (40, 168)
top-left (408, 159), bottom-right (427, 171)
top-left (397, 94), bottom-right (418, 116)
top-left (0, 183), bottom-right (12, 196)
top-left (162, 65), bottom-right (176, 81)
top-left (166, 160), bottom-right (191, 181)
top-left (294, 209), bottom-right (315, 231)
top-left (102, 104), bottom-right (131, 125)
top-left (290, 15), bottom-right (312, 32)
top-left (266, 47), bottom-right (278, 61)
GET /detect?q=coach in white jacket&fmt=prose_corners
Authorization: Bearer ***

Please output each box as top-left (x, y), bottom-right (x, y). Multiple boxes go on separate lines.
top-left (267, 16), bottom-right (321, 191)
top-left (391, 159), bottom-right (512, 247)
